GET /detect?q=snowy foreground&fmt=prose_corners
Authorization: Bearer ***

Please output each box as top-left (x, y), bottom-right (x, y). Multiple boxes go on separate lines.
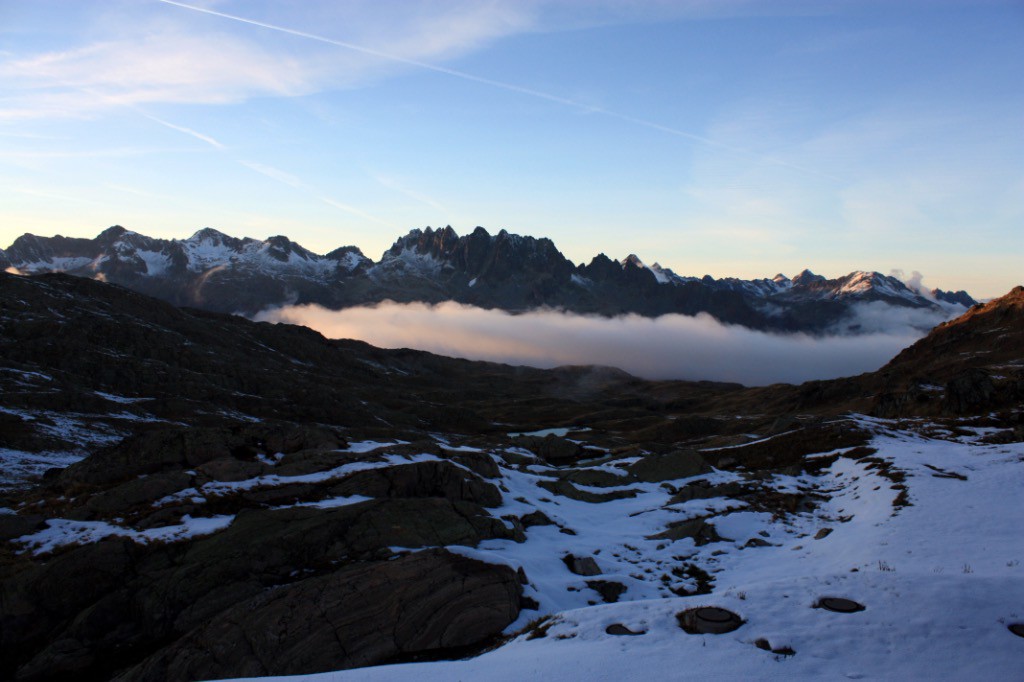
top-left (228, 417), bottom-right (1024, 681)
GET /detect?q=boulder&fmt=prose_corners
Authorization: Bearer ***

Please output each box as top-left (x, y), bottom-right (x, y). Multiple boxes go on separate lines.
top-left (520, 510), bottom-right (555, 528)
top-left (0, 514), bottom-right (47, 542)
top-left (536, 478), bottom-right (638, 503)
top-left (559, 468), bottom-right (628, 488)
top-left (328, 460), bottom-right (502, 507)
top-left (587, 579), bottom-right (626, 603)
top-left (563, 553), bottom-right (601, 576)
top-left (515, 435), bottom-right (590, 464)
top-left (628, 449), bottom-right (709, 482)
top-left (647, 517), bottom-right (724, 545)
top-left (451, 451), bottom-right (501, 479)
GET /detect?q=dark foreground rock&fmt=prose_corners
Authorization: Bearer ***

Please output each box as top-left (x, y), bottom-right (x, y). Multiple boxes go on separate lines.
top-left (0, 272), bottom-right (1019, 681)
top-left (1, 499), bottom-right (515, 681)
top-left (116, 548), bottom-right (521, 681)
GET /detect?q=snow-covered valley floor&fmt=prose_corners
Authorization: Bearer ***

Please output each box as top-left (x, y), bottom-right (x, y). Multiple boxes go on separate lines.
top-left (229, 417), bottom-right (1024, 681)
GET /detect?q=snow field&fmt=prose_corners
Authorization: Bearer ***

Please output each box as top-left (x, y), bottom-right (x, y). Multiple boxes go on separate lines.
top-left (226, 418), bottom-right (1024, 680)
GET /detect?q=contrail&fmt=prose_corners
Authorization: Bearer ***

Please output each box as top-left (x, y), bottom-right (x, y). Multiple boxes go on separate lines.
top-left (136, 110), bottom-right (225, 149)
top-left (10, 44), bottom-right (395, 227)
top-left (319, 196), bottom-right (395, 228)
top-left (156, 0), bottom-right (837, 180)
top-left (238, 159), bottom-right (395, 226)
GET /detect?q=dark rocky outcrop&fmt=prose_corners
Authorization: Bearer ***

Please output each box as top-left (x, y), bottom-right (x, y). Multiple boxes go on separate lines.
top-left (514, 435), bottom-right (593, 464)
top-left (628, 449), bottom-right (710, 482)
top-left (537, 478), bottom-right (639, 503)
top-left (563, 554), bottom-right (602, 576)
top-left (116, 548), bottom-right (521, 681)
top-left (587, 580), bottom-right (627, 603)
top-left (703, 423), bottom-right (869, 471)
top-left (0, 498), bottom-right (515, 681)
top-left (328, 460), bottom-right (503, 507)
top-left (647, 517), bottom-right (724, 545)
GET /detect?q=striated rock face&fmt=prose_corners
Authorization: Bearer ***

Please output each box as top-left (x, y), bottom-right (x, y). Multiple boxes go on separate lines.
top-left (2, 499), bottom-right (517, 681)
top-left (116, 548), bottom-right (521, 682)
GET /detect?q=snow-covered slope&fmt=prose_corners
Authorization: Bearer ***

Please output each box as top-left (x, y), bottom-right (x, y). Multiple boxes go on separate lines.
top-left (7, 226), bottom-right (369, 280)
top-left (231, 418), bottom-right (1024, 681)
top-left (1, 273), bottom-right (1019, 680)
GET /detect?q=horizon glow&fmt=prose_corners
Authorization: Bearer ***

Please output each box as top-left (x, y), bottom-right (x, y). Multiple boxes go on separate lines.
top-left (1, 1), bottom-right (1021, 298)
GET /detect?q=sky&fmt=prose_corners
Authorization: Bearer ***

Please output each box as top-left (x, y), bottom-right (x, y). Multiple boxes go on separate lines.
top-left (1, 0), bottom-right (1021, 298)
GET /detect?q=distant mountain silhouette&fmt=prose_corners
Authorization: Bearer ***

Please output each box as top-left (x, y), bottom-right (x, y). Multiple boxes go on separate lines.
top-left (2, 225), bottom-right (975, 333)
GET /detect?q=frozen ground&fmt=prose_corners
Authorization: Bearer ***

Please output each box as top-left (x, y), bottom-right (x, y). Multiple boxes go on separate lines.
top-left (226, 417), bottom-right (1024, 681)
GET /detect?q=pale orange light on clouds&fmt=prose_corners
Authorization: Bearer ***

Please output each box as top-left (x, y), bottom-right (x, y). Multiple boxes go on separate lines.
top-left (255, 301), bottom-right (948, 386)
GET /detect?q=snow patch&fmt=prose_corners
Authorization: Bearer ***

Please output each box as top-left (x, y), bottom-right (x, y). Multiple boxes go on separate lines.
top-left (15, 514), bottom-right (235, 555)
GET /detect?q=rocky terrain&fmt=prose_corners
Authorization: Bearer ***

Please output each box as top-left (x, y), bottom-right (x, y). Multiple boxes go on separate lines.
top-left (0, 273), bottom-right (1020, 681)
top-left (2, 226), bottom-right (974, 332)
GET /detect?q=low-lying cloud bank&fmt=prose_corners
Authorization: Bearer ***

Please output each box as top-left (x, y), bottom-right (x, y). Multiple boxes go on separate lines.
top-left (254, 301), bottom-right (956, 386)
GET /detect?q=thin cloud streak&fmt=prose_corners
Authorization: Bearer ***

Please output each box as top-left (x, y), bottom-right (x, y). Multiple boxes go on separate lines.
top-left (254, 301), bottom-right (932, 386)
top-left (235, 159), bottom-right (394, 227)
top-left (239, 160), bottom-right (304, 188)
top-left (318, 197), bottom-right (395, 228)
top-left (373, 174), bottom-right (449, 214)
top-left (157, 0), bottom-right (834, 180)
top-left (136, 111), bottom-right (225, 149)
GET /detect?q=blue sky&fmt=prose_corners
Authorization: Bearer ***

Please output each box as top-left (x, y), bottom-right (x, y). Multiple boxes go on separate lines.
top-left (1, 0), bottom-right (1020, 297)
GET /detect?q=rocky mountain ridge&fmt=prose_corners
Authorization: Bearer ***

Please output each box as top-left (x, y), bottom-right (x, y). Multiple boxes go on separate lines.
top-left (2, 225), bottom-right (974, 332)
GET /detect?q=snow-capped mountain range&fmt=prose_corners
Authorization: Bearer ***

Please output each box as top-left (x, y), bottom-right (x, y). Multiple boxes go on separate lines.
top-left (1, 225), bottom-right (975, 333)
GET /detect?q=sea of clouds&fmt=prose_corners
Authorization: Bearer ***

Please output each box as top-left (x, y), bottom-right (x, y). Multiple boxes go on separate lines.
top-left (254, 300), bottom-right (959, 386)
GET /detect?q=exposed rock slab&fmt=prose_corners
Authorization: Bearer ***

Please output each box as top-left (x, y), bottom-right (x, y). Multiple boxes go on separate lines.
top-left (116, 548), bottom-right (522, 681)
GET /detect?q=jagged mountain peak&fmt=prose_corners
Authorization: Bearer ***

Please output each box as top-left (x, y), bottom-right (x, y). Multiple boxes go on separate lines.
top-left (260, 235), bottom-right (318, 263)
top-left (97, 225), bottom-right (130, 242)
top-left (2, 225), bottom-right (978, 330)
top-left (325, 244), bottom-right (365, 260)
top-left (836, 270), bottom-right (898, 292)
top-left (792, 268), bottom-right (825, 285)
top-left (931, 288), bottom-right (976, 308)
top-left (384, 225), bottom-right (458, 259)
top-left (188, 227), bottom-right (232, 243)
